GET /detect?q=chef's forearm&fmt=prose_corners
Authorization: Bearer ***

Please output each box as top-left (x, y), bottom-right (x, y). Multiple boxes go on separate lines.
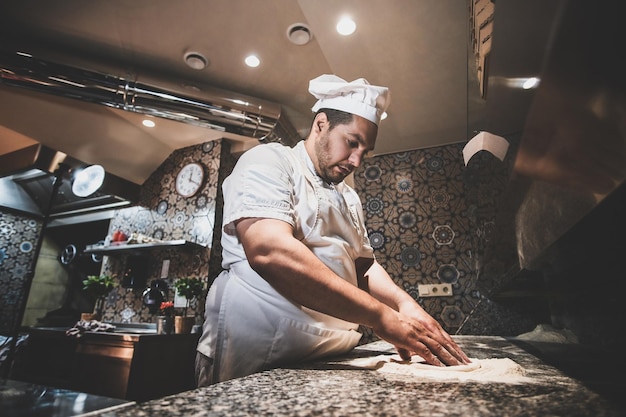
top-left (237, 217), bottom-right (393, 329)
top-left (364, 261), bottom-right (417, 311)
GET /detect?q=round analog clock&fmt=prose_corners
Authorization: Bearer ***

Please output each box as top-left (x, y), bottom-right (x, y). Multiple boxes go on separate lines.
top-left (72, 165), bottom-right (106, 197)
top-left (175, 162), bottom-right (205, 197)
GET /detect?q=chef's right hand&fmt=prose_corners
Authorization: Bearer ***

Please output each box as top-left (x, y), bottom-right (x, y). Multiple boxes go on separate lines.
top-left (373, 308), bottom-right (469, 367)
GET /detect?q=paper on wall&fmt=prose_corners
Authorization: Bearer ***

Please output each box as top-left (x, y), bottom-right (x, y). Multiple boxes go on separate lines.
top-left (462, 131), bottom-right (509, 165)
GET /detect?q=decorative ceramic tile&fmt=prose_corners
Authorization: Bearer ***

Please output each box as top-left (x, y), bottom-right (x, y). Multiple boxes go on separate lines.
top-left (0, 139), bottom-right (536, 346)
top-left (354, 142), bottom-right (513, 338)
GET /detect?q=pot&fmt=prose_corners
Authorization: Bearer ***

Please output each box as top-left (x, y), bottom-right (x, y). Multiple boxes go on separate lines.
top-left (142, 279), bottom-right (168, 314)
top-left (174, 316), bottom-right (195, 334)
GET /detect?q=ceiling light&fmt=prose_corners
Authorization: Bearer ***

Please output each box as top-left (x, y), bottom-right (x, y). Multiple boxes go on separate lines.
top-left (498, 76), bottom-right (541, 89)
top-left (287, 23), bottom-right (313, 45)
top-left (245, 54), bottom-right (260, 68)
top-left (142, 119), bottom-right (155, 128)
top-left (183, 51), bottom-right (208, 70)
top-left (337, 16), bottom-right (356, 36)
top-left (72, 165), bottom-right (105, 197)
top-left (522, 77), bottom-right (540, 89)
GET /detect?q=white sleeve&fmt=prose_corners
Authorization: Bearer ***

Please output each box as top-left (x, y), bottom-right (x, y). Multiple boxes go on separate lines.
top-left (222, 144), bottom-right (296, 235)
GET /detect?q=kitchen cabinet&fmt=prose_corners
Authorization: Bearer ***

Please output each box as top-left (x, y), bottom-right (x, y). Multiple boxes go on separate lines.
top-left (13, 328), bottom-right (199, 402)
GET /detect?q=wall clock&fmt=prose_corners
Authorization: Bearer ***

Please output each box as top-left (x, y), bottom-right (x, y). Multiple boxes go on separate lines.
top-left (175, 162), bottom-right (205, 197)
top-left (72, 164), bottom-right (106, 197)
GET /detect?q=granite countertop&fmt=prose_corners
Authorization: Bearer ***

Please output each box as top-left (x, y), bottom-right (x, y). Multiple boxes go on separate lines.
top-left (80, 335), bottom-right (623, 417)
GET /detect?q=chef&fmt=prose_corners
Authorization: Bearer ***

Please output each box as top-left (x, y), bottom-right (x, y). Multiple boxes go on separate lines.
top-left (195, 74), bottom-right (470, 385)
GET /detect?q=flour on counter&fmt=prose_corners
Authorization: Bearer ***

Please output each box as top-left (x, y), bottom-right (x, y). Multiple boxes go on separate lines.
top-left (515, 323), bottom-right (579, 344)
top-left (336, 354), bottom-right (532, 384)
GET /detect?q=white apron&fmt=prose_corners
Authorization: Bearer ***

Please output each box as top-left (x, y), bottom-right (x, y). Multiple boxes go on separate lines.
top-left (197, 141), bottom-right (373, 382)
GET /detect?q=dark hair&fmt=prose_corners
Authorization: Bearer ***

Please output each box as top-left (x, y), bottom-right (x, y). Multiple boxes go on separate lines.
top-left (314, 108), bottom-right (354, 131)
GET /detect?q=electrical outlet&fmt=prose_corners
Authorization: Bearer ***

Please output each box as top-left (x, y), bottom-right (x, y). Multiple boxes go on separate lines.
top-left (418, 283), bottom-right (453, 297)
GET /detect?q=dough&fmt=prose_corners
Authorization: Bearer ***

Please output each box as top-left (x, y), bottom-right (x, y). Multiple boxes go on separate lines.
top-left (336, 354), bottom-right (531, 384)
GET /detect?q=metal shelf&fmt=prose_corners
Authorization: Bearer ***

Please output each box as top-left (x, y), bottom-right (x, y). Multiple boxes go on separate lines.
top-left (83, 240), bottom-right (206, 255)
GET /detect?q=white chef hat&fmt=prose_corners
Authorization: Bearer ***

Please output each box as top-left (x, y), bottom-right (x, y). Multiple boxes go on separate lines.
top-left (309, 74), bottom-right (390, 126)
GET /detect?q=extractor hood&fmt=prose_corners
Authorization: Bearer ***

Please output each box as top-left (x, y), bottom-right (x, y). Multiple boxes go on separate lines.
top-left (0, 49), bottom-right (298, 144)
top-left (0, 143), bottom-right (140, 218)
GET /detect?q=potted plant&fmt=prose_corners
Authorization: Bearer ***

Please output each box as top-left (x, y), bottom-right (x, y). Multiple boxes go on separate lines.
top-left (173, 277), bottom-right (203, 333)
top-left (82, 274), bottom-right (116, 320)
top-left (157, 301), bottom-right (175, 334)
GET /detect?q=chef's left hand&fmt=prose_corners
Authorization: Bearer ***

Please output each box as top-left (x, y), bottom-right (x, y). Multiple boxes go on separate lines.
top-left (396, 301), bottom-right (470, 365)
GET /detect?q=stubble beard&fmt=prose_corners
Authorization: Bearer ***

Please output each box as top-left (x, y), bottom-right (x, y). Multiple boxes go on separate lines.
top-left (315, 131), bottom-right (345, 184)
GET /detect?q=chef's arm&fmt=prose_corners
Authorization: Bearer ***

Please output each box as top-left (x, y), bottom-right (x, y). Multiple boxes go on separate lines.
top-left (361, 260), bottom-right (470, 363)
top-left (236, 217), bottom-right (468, 366)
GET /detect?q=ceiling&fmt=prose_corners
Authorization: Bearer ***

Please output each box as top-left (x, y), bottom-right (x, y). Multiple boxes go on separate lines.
top-left (0, 0), bottom-right (486, 185)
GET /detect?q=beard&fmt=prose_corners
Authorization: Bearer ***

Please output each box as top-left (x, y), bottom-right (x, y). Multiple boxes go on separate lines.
top-left (314, 130), bottom-right (349, 184)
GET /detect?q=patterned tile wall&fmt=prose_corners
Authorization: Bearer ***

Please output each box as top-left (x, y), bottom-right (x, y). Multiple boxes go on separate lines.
top-left (1, 138), bottom-right (543, 341)
top-left (98, 140), bottom-right (226, 324)
top-left (0, 212), bottom-right (42, 335)
top-left (353, 142), bottom-right (539, 342)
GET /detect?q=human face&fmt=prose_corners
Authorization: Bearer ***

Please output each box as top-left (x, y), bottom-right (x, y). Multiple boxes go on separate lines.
top-left (310, 114), bottom-right (378, 184)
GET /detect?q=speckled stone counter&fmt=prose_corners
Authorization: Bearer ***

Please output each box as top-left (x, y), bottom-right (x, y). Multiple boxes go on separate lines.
top-left (84, 336), bottom-right (623, 416)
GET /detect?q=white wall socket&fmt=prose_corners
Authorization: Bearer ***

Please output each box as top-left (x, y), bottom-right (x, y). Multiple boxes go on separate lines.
top-left (418, 283), bottom-right (453, 297)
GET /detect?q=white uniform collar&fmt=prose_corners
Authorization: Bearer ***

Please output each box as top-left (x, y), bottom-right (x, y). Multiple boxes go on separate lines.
top-left (295, 141), bottom-right (345, 191)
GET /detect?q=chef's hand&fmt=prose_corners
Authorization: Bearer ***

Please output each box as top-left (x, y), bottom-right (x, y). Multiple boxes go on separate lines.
top-left (373, 305), bottom-right (470, 367)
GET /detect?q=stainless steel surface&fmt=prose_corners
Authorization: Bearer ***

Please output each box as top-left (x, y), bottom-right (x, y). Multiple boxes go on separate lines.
top-left (0, 378), bottom-right (133, 417)
top-left (32, 322), bottom-right (157, 334)
top-left (0, 50), bottom-right (297, 145)
top-left (109, 322), bottom-right (157, 334)
top-left (83, 239), bottom-right (207, 255)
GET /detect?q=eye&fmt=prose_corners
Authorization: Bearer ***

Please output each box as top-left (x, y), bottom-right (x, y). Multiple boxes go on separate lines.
top-left (346, 139), bottom-right (371, 159)
top-left (346, 139), bottom-right (359, 149)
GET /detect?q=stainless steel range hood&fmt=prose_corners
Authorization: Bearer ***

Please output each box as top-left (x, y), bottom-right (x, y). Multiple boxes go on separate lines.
top-left (0, 49), bottom-right (298, 144)
top-left (0, 144), bottom-right (140, 218)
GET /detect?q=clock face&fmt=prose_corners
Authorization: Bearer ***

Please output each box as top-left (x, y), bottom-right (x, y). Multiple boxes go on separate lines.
top-left (72, 165), bottom-right (106, 197)
top-left (175, 162), bottom-right (204, 197)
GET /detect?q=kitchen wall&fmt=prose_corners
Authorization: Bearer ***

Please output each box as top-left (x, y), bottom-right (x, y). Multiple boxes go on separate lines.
top-left (1, 137), bottom-right (545, 340)
top-left (16, 132), bottom-right (615, 349)
top-left (0, 211), bottom-right (43, 334)
top-left (96, 137), bottom-right (544, 338)
top-left (98, 139), bottom-right (237, 325)
top-left (352, 139), bottom-right (543, 343)
top-left (0, 139), bottom-right (235, 336)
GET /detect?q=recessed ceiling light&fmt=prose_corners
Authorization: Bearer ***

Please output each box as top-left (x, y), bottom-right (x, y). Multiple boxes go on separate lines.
top-left (501, 76), bottom-right (541, 89)
top-left (336, 16), bottom-right (356, 36)
top-left (522, 77), bottom-right (540, 89)
top-left (183, 51), bottom-right (208, 70)
top-left (245, 54), bottom-right (260, 68)
top-left (142, 119), bottom-right (155, 128)
top-left (287, 23), bottom-right (313, 45)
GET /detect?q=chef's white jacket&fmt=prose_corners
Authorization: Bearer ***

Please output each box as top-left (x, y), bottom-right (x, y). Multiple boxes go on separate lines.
top-left (197, 141), bottom-right (374, 382)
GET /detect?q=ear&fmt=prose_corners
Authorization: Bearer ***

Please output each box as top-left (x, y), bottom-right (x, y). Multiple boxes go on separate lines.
top-left (313, 112), bottom-right (328, 134)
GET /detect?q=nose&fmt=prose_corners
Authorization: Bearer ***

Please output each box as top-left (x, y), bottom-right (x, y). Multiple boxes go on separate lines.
top-left (348, 150), bottom-right (364, 168)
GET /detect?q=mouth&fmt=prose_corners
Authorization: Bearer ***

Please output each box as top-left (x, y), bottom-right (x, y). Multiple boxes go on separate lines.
top-left (337, 165), bottom-right (353, 176)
